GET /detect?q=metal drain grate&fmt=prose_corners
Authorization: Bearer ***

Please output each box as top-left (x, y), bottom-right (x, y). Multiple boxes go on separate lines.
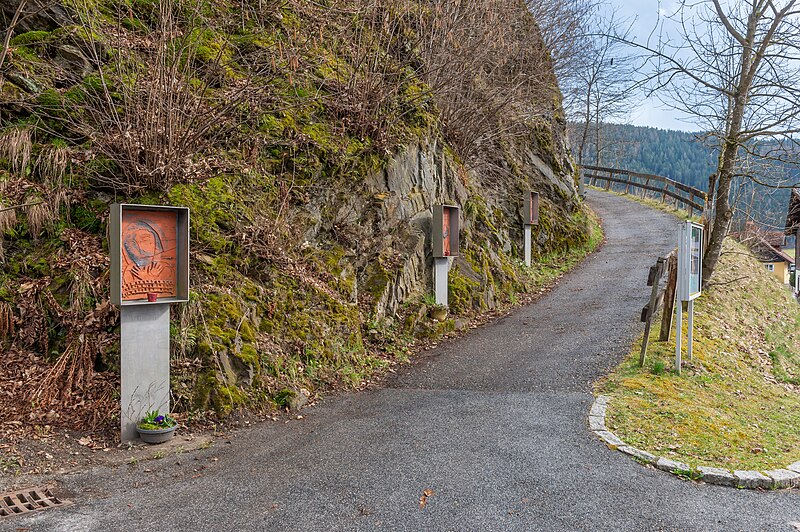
top-left (0, 487), bottom-right (72, 519)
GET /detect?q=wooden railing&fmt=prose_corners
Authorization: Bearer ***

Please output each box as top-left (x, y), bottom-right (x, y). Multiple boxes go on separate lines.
top-left (581, 165), bottom-right (707, 218)
top-left (639, 249), bottom-right (678, 366)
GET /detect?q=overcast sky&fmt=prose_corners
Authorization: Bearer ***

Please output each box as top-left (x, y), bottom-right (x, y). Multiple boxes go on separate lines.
top-left (605, 0), bottom-right (700, 132)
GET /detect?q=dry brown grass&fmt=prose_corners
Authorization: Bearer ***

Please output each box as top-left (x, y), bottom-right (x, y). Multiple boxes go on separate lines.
top-left (0, 127), bottom-right (31, 177)
top-left (0, 301), bottom-right (13, 341)
top-left (35, 144), bottom-right (69, 189)
top-left (24, 200), bottom-right (56, 236)
top-left (0, 205), bottom-right (17, 230)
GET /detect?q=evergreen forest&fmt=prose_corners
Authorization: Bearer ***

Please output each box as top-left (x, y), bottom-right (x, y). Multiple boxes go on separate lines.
top-left (572, 123), bottom-right (795, 231)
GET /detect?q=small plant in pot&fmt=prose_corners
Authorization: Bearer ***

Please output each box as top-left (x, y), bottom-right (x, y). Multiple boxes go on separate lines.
top-left (137, 410), bottom-right (178, 444)
top-left (429, 304), bottom-right (448, 321)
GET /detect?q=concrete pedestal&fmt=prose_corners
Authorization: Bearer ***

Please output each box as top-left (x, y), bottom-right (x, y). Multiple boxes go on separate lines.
top-left (524, 225), bottom-right (532, 266)
top-left (434, 257), bottom-right (449, 307)
top-left (120, 304), bottom-right (170, 442)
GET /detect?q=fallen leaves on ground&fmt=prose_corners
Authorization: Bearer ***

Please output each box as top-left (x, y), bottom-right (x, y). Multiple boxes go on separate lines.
top-left (419, 488), bottom-right (434, 509)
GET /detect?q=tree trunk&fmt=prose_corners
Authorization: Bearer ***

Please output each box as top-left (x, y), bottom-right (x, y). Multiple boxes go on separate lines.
top-left (701, 0), bottom-right (764, 284)
top-left (702, 164), bottom-right (733, 283)
top-left (703, 112), bottom-right (745, 284)
top-left (703, 94), bottom-right (748, 283)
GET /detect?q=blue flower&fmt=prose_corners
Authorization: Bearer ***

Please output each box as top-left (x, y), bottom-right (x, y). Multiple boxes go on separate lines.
top-left (155, 415), bottom-right (165, 424)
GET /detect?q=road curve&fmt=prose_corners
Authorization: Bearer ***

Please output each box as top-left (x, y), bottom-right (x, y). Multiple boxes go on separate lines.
top-left (7, 190), bottom-right (800, 532)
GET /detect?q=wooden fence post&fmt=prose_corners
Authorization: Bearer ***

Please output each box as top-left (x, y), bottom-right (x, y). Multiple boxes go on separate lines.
top-left (659, 252), bottom-right (678, 342)
top-left (640, 257), bottom-right (667, 366)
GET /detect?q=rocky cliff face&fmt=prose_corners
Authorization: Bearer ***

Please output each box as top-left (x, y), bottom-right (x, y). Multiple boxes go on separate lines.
top-left (317, 133), bottom-right (581, 321)
top-left (0, 0), bottom-right (596, 425)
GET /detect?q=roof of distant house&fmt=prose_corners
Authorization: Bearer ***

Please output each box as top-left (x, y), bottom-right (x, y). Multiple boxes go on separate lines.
top-left (750, 235), bottom-right (794, 264)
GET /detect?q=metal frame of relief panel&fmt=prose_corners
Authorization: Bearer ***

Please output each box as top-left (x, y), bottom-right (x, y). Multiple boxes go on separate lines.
top-left (677, 220), bottom-right (703, 301)
top-left (432, 204), bottom-right (460, 258)
top-left (523, 191), bottom-right (540, 225)
top-left (110, 204), bottom-right (190, 306)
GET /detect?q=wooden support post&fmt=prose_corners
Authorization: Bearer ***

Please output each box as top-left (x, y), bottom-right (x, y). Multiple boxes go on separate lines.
top-left (642, 177), bottom-right (650, 199)
top-left (688, 192), bottom-right (694, 218)
top-left (702, 192), bottom-right (709, 220)
top-left (795, 227), bottom-right (800, 293)
top-left (640, 257), bottom-right (666, 367)
top-left (659, 252), bottom-right (678, 341)
top-left (662, 182), bottom-right (667, 203)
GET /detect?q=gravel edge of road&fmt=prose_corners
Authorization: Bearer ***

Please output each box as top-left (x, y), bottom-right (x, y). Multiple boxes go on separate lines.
top-left (589, 394), bottom-right (800, 490)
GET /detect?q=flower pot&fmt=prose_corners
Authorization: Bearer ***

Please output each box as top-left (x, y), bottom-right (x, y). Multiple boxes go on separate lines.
top-left (137, 424), bottom-right (177, 444)
top-left (430, 306), bottom-right (448, 321)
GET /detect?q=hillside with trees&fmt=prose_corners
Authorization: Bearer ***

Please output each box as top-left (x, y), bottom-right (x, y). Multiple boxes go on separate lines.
top-left (570, 123), bottom-right (715, 190)
top-left (0, 0), bottom-right (595, 437)
top-left (571, 122), bottom-right (792, 231)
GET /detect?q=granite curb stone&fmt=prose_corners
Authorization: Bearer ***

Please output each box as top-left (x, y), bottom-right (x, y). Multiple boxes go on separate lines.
top-left (589, 401), bottom-right (607, 418)
top-left (589, 394), bottom-right (799, 490)
top-left (588, 415), bottom-right (605, 431)
top-left (764, 469), bottom-right (800, 489)
top-left (697, 466), bottom-right (736, 487)
top-left (733, 470), bottom-right (771, 489)
top-left (594, 430), bottom-right (624, 449)
top-left (618, 445), bottom-right (657, 464)
top-left (656, 457), bottom-right (691, 474)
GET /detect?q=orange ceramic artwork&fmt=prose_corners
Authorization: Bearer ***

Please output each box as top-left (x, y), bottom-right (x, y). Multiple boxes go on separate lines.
top-left (442, 208), bottom-right (451, 257)
top-left (120, 209), bottom-right (177, 301)
top-left (530, 194), bottom-right (535, 222)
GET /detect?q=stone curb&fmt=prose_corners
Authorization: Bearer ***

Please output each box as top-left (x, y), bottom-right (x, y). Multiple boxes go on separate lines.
top-left (589, 394), bottom-right (800, 490)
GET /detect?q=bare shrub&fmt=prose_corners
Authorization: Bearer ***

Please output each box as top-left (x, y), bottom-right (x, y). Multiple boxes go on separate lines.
top-left (61, 0), bottom-right (262, 192)
top-left (418, 0), bottom-right (560, 168)
top-left (290, 0), bottom-right (561, 170)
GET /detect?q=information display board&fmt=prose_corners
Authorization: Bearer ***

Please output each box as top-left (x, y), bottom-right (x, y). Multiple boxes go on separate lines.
top-left (432, 205), bottom-right (460, 258)
top-left (678, 221), bottom-right (703, 301)
top-left (523, 191), bottom-right (539, 226)
top-left (110, 204), bottom-right (190, 305)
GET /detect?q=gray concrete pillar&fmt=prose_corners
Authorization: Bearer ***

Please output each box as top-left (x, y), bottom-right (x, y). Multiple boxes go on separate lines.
top-left (120, 304), bottom-right (170, 442)
top-left (434, 257), bottom-right (449, 307)
top-left (524, 225), bottom-right (532, 266)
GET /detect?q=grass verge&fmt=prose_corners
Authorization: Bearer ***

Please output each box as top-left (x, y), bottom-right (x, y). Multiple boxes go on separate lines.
top-left (598, 238), bottom-right (800, 471)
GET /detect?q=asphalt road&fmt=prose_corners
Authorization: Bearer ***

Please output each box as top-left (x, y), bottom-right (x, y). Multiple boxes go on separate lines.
top-left (6, 190), bottom-right (800, 531)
